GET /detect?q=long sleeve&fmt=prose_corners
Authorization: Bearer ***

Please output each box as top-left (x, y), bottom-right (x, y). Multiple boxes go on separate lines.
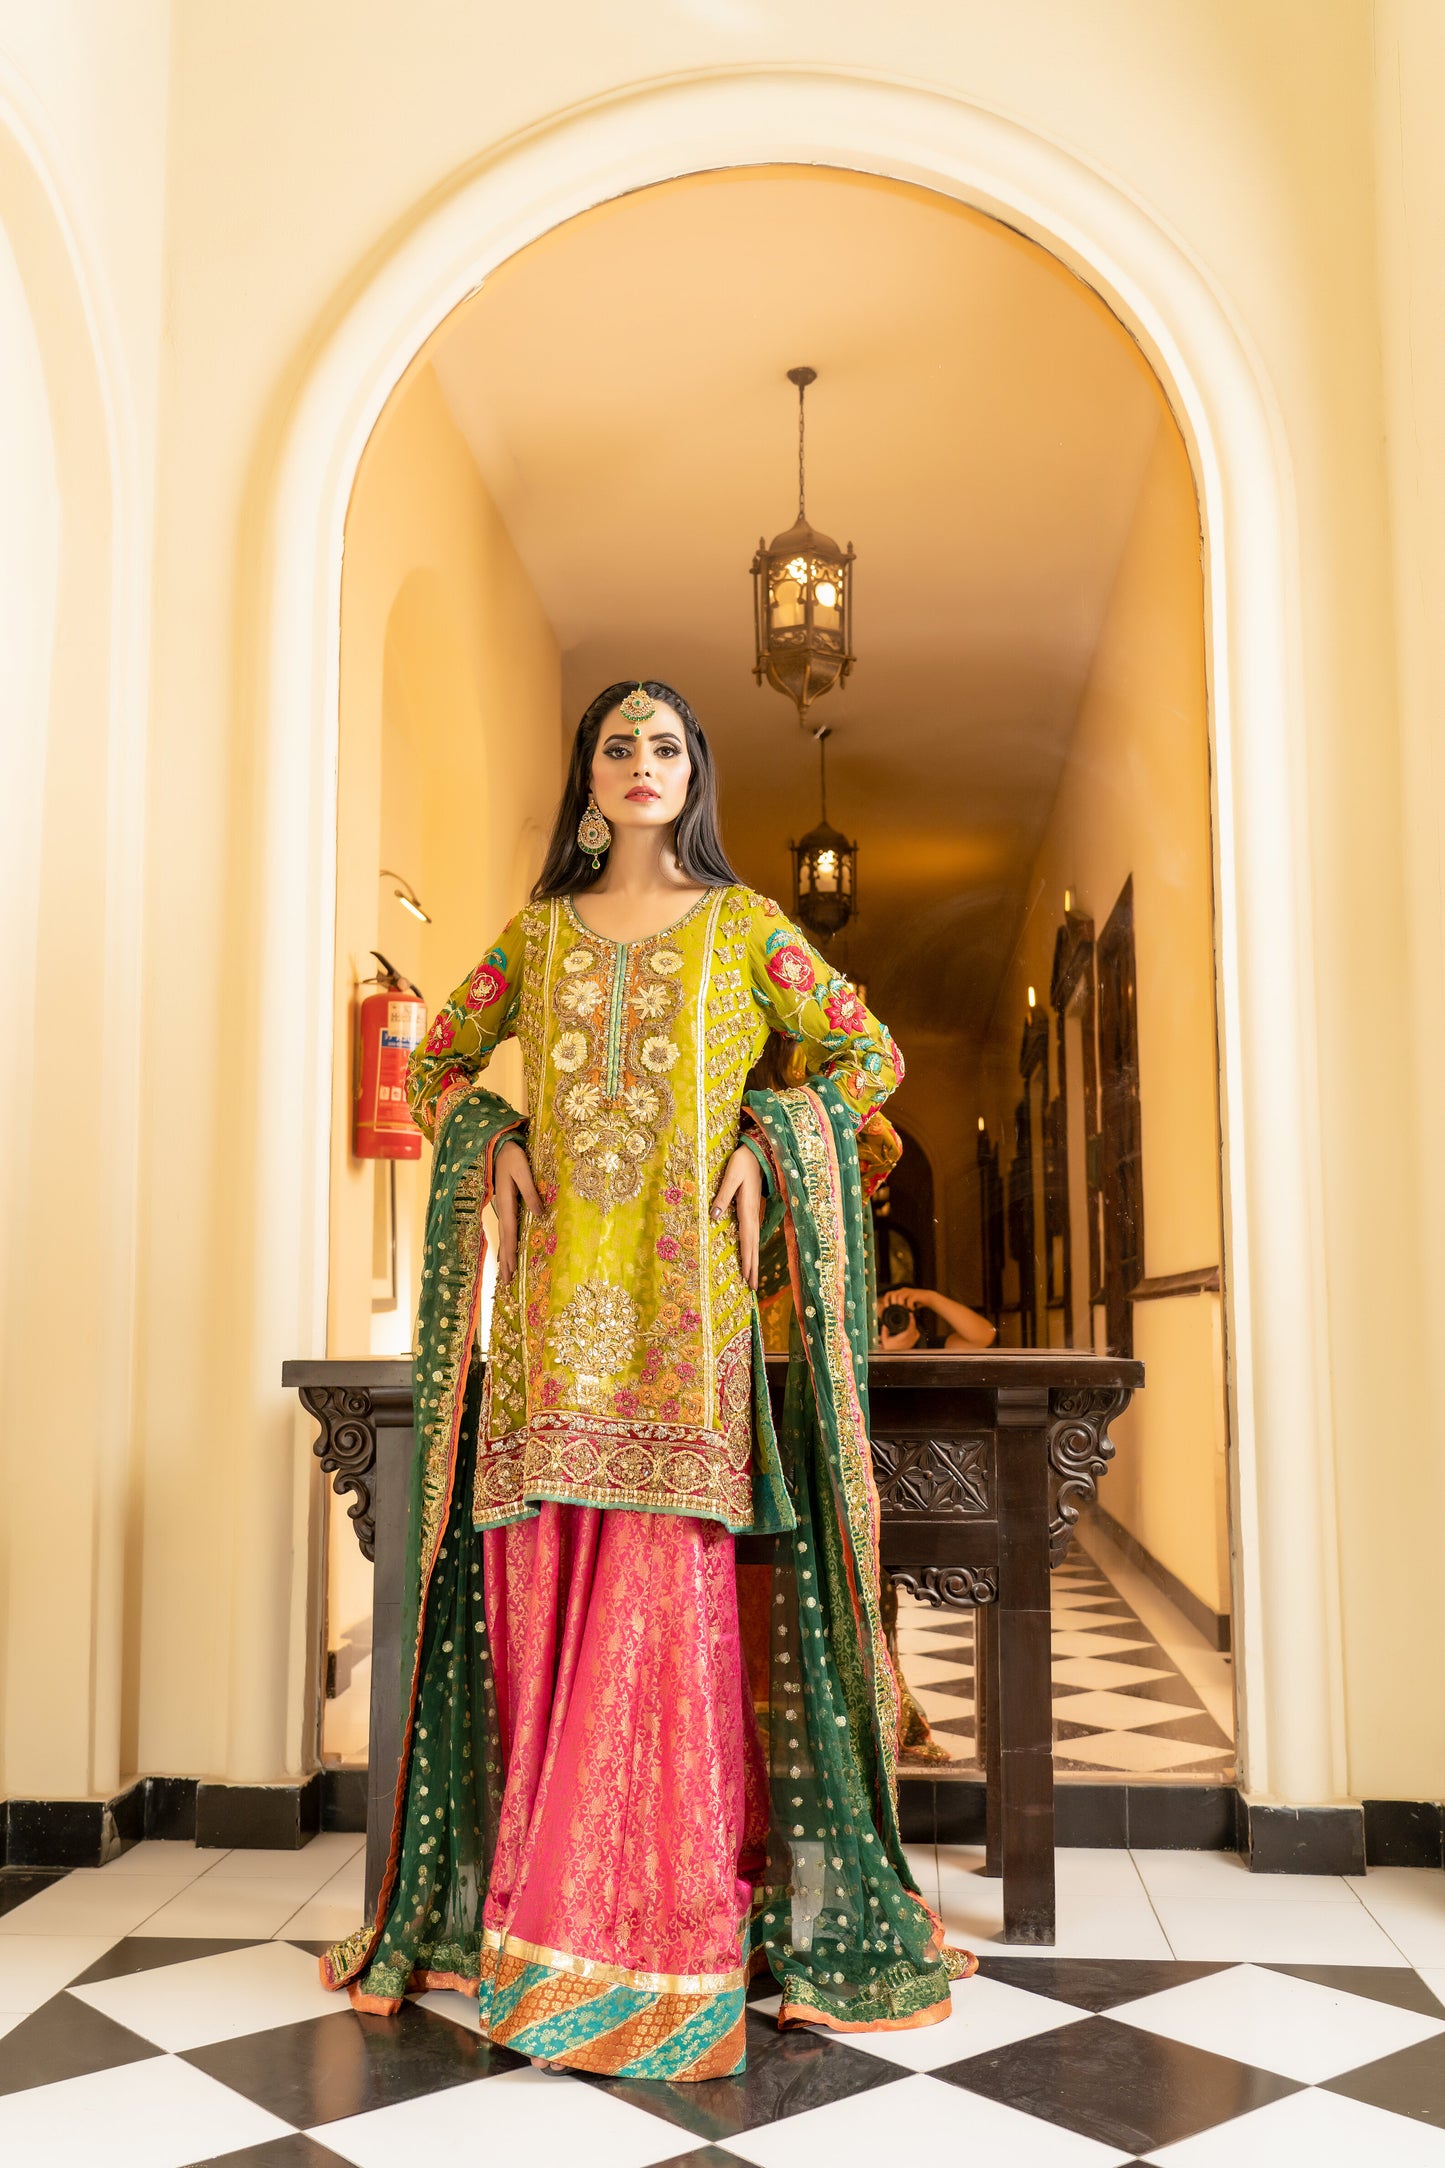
top-left (746, 895), bottom-right (903, 1129)
top-left (405, 909), bottom-right (526, 1143)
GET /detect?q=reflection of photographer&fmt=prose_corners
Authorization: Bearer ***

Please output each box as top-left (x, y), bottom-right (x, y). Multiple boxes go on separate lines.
top-left (877, 1286), bottom-right (998, 1351)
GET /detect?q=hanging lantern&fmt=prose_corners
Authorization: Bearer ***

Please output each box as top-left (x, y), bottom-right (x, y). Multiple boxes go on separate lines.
top-left (790, 726), bottom-right (858, 940)
top-left (751, 367), bottom-right (855, 727)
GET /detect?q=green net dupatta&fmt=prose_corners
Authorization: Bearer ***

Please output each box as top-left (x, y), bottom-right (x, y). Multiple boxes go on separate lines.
top-left (320, 1085), bottom-right (522, 2006)
top-left (741, 1077), bottom-right (961, 2032)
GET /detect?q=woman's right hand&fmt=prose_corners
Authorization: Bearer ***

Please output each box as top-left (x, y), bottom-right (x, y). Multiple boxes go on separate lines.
top-left (494, 1139), bottom-right (545, 1283)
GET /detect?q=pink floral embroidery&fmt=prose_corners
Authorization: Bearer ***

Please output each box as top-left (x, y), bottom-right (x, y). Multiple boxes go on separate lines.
top-left (539, 1376), bottom-right (561, 1407)
top-left (675, 1359), bottom-right (697, 1387)
top-left (888, 1033), bottom-right (906, 1083)
top-left (823, 982), bottom-right (867, 1034)
top-left (466, 959), bottom-right (509, 1012)
top-left (681, 1307), bottom-right (701, 1330)
top-left (656, 1234), bottom-right (681, 1261)
top-left (765, 941), bottom-right (815, 995)
top-left (659, 1397), bottom-right (680, 1420)
top-left (425, 1010), bottom-right (456, 1054)
top-left (612, 1388), bottom-right (640, 1418)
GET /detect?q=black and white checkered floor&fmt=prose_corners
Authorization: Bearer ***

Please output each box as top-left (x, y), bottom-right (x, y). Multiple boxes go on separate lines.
top-left (897, 1544), bottom-right (1235, 1777)
top-left (7, 1836), bottom-right (1445, 2163)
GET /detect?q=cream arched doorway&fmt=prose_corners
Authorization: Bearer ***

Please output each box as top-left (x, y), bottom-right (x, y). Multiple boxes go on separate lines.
top-left (251, 70), bottom-right (1336, 1808)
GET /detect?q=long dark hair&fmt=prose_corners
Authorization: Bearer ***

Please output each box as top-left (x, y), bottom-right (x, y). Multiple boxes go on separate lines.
top-left (531, 679), bottom-right (742, 900)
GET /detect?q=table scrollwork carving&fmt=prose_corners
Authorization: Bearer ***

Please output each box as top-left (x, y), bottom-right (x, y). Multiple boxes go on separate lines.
top-left (299, 1386), bottom-right (380, 1562)
top-left (1046, 1385), bottom-right (1133, 1567)
top-left (889, 1564), bottom-right (998, 1608)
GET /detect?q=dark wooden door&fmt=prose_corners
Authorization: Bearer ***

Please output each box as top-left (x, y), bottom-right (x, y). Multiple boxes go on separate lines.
top-left (1097, 879), bottom-right (1143, 1357)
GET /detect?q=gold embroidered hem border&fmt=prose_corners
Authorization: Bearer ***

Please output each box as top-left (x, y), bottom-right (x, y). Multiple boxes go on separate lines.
top-left (480, 1924), bottom-right (746, 1996)
top-left (472, 1406), bottom-right (755, 1530)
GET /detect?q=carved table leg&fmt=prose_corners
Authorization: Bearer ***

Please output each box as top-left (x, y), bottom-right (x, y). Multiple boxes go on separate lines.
top-left (996, 1385), bottom-right (1055, 1943)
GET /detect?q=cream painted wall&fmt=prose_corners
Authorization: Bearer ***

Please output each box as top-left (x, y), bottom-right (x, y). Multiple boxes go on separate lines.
top-left (978, 414), bottom-right (1228, 1616)
top-left (2, 0), bottom-right (1443, 1802)
top-left (323, 360), bottom-right (560, 1762)
top-left (0, 3), bottom-right (171, 1798)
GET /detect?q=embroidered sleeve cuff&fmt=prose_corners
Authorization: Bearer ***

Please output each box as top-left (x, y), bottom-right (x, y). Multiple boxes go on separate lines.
top-left (739, 1130), bottom-right (777, 1200)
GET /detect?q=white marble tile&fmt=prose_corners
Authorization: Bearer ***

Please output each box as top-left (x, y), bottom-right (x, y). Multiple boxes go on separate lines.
top-left (273, 1893), bottom-right (366, 1942)
top-left (414, 1985), bottom-right (482, 2030)
top-left (132, 1877), bottom-right (317, 1940)
top-left (0, 1874), bottom-right (179, 1938)
top-left (1416, 1965), bottom-right (1445, 2014)
top-left (1152, 1896), bottom-right (1407, 1964)
top-left (93, 1843), bottom-right (228, 1883)
top-left (71, 1936), bottom-right (347, 2051)
top-left (1132, 1849), bottom-right (1359, 1906)
top-left (897, 1652), bottom-right (975, 1688)
top-left (1050, 1630), bottom-right (1157, 1659)
top-left (936, 1848), bottom-right (1170, 1959)
top-left (901, 1843), bottom-right (940, 1912)
top-left (0, 1934), bottom-right (120, 2014)
top-left (805, 1970), bottom-right (1090, 2070)
top-left (0, 2053), bottom-right (292, 2168)
top-left (1113, 1959), bottom-right (1445, 2082)
top-left (726, 2071), bottom-right (1132, 2168)
top-left (1051, 1688), bottom-right (1204, 1733)
top-left (1138, 2084), bottom-right (1445, 2166)
top-left (203, 1833), bottom-right (363, 1886)
top-left (1345, 1867), bottom-right (1445, 1966)
top-left (316, 2063), bottom-right (690, 2167)
top-left (1051, 1657), bottom-right (1176, 1691)
top-left (1052, 1730), bottom-right (1231, 1775)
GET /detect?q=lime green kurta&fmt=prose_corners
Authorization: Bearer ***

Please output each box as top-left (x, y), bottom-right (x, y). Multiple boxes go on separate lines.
top-left (406, 883), bottom-right (902, 1533)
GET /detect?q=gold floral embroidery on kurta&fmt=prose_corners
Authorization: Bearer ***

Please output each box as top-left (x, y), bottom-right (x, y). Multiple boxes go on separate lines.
top-left (407, 882), bottom-right (900, 1534)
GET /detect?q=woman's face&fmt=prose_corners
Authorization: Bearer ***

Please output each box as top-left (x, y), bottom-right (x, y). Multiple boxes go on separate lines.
top-left (589, 701), bottom-right (693, 838)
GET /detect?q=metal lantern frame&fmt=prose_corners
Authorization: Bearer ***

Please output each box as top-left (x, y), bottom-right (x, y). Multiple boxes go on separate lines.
top-left (751, 367), bottom-right (856, 727)
top-left (789, 726), bottom-right (858, 941)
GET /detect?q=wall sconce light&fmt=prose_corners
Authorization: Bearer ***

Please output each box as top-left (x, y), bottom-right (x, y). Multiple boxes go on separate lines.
top-left (977, 1115), bottom-right (986, 1132)
top-left (382, 869), bottom-right (431, 924)
top-left (1027, 984), bottom-right (1037, 1010)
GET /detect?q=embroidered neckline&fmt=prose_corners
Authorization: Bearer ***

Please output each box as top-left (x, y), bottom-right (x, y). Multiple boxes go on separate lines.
top-left (562, 886), bottom-right (721, 948)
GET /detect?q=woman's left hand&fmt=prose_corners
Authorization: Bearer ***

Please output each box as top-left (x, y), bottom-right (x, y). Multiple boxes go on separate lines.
top-left (712, 1145), bottom-right (763, 1290)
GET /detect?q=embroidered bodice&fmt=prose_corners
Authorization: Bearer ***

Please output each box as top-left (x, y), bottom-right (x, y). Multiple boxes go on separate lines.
top-left (406, 883), bottom-right (902, 1530)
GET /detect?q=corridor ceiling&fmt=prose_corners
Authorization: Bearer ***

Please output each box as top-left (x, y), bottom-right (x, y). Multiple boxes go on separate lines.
top-left (430, 166), bottom-right (1170, 1038)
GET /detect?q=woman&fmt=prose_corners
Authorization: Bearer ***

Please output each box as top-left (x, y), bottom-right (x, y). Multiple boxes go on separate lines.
top-left (321, 680), bottom-right (973, 2076)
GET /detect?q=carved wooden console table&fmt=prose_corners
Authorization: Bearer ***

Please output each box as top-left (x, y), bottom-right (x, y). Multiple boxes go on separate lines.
top-left (284, 1347), bottom-right (1140, 1945)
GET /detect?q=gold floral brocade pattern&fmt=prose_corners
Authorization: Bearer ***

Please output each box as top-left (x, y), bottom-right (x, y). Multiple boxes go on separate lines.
top-left (405, 883), bottom-right (901, 1534)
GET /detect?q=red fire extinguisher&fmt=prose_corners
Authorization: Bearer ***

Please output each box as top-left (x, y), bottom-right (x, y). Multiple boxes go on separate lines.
top-left (353, 951), bottom-right (426, 1159)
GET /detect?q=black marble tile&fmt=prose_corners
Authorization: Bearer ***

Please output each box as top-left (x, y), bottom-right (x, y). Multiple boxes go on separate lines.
top-left (1246, 1801), bottom-right (1365, 1876)
top-left (321, 1766), bottom-right (368, 1835)
top-left (145, 1776), bottom-right (199, 1843)
top-left (69, 1937), bottom-right (261, 1987)
top-left (0, 1867), bottom-right (67, 1918)
top-left (934, 2013), bottom-right (1299, 2154)
top-left (1364, 1799), bottom-right (1444, 1869)
top-left (1125, 1784), bottom-right (1239, 1851)
top-left (897, 1779), bottom-right (936, 1844)
top-left (932, 1778), bottom-right (985, 1844)
top-left (4, 1795), bottom-right (112, 1870)
top-left (974, 1955), bottom-right (1230, 2012)
top-left (1325, 2030), bottom-right (1445, 2126)
top-left (1054, 1783), bottom-right (1128, 1847)
top-left (1265, 1963), bottom-right (1445, 2019)
top-left (196, 1775), bottom-right (322, 1852)
top-left (594, 2006), bottom-right (902, 2143)
top-left (183, 2004), bottom-right (523, 2126)
top-left (0, 1991), bottom-right (160, 2097)
top-left (183, 2139), bottom-right (354, 2168)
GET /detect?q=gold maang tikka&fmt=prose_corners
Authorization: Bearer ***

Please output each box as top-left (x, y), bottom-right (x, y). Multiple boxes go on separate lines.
top-left (619, 683), bottom-right (655, 735)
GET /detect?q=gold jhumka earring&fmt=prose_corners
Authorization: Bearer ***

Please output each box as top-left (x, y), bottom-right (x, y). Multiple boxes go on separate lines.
top-left (577, 792), bottom-right (612, 871)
